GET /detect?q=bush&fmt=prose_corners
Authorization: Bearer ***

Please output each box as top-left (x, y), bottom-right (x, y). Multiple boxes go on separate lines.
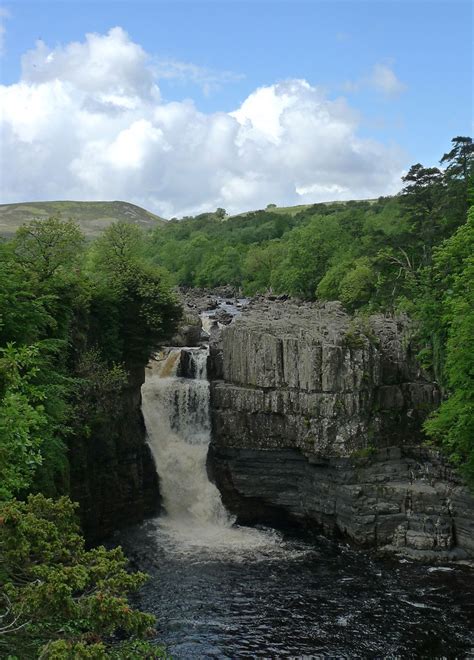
top-left (0, 495), bottom-right (166, 659)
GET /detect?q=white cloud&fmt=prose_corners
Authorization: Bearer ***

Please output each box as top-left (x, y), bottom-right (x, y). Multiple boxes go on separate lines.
top-left (370, 63), bottom-right (406, 96)
top-left (344, 62), bottom-right (406, 98)
top-left (0, 28), bottom-right (405, 217)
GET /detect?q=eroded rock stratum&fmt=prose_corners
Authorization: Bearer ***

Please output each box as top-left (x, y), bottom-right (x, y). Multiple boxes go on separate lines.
top-left (208, 299), bottom-right (474, 560)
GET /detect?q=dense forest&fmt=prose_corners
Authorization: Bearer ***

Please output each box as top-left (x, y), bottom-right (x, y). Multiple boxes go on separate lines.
top-left (0, 136), bottom-right (472, 657)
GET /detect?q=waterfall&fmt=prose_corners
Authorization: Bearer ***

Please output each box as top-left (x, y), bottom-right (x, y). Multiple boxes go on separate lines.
top-left (142, 347), bottom-right (232, 527)
top-left (141, 343), bottom-right (281, 552)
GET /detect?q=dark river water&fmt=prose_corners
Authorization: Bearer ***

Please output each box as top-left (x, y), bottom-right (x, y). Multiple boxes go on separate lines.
top-left (128, 312), bottom-right (474, 658)
top-left (115, 517), bottom-right (474, 659)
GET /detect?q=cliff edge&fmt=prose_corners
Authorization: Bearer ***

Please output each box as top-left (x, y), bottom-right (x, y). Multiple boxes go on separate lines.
top-left (208, 299), bottom-right (474, 560)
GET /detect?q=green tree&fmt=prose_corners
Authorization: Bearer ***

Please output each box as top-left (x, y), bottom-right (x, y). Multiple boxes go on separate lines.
top-left (440, 136), bottom-right (474, 222)
top-left (0, 344), bottom-right (49, 499)
top-left (0, 244), bottom-right (55, 345)
top-left (14, 217), bottom-right (85, 281)
top-left (0, 495), bottom-right (167, 659)
top-left (422, 208), bottom-right (474, 482)
top-left (243, 241), bottom-right (284, 295)
top-left (90, 223), bottom-right (182, 363)
top-left (400, 164), bottom-right (445, 265)
top-left (441, 136), bottom-right (474, 187)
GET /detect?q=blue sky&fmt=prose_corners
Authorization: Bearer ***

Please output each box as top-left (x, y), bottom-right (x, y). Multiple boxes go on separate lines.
top-left (0, 1), bottom-right (472, 214)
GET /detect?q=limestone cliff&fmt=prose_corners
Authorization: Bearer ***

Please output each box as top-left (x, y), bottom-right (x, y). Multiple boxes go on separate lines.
top-left (208, 299), bottom-right (474, 560)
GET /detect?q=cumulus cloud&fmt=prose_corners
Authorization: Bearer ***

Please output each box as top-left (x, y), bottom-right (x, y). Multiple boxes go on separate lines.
top-left (0, 27), bottom-right (404, 216)
top-left (344, 62), bottom-right (406, 98)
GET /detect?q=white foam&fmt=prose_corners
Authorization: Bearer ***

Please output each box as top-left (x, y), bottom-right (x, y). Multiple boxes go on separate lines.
top-left (142, 345), bottom-right (290, 558)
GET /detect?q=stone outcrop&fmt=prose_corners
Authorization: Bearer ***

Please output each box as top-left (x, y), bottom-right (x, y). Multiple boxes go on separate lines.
top-left (208, 299), bottom-right (474, 560)
top-left (171, 307), bottom-right (202, 347)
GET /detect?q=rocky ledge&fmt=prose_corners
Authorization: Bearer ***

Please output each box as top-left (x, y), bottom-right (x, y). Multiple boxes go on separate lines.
top-left (208, 299), bottom-right (474, 561)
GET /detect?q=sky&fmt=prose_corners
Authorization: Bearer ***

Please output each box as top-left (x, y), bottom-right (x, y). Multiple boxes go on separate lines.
top-left (0, 0), bottom-right (472, 217)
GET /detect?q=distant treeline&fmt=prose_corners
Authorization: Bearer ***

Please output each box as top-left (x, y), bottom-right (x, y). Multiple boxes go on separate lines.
top-left (146, 137), bottom-right (471, 311)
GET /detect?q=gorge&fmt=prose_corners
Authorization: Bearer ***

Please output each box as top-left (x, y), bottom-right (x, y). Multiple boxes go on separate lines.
top-left (115, 296), bottom-right (474, 658)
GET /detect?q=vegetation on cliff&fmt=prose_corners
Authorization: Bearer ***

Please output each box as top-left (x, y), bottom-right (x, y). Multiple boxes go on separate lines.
top-left (0, 218), bottom-right (181, 656)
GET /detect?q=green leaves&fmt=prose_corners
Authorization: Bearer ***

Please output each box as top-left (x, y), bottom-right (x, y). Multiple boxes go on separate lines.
top-left (0, 495), bottom-right (164, 658)
top-left (14, 217), bottom-right (85, 282)
top-left (88, 222), bottom-right (182, 364)
top-left (0, 344), bottom-right (49, 499)
top-left (422, 208), bottom-right (474, 483)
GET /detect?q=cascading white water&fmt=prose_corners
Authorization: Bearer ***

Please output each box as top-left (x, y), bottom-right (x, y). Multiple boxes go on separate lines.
top-left (141, 343), bottom-right (282, 553)
top-left (142, 347), bottom-right (231, 525)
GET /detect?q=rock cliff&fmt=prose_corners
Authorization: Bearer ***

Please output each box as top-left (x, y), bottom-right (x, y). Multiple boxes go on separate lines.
top-left (69, 365), bottom-right (159, 542)
top-left (208, 299), bottom-right (474, 560)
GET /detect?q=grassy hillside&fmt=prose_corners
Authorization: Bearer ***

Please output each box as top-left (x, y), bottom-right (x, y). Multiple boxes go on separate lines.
top-left (231, 198), bottom-right (377, 219)
top-left (0, 200), bottom-right (166, 237)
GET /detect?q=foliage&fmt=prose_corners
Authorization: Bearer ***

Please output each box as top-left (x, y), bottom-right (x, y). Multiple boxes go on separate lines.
top-left (144, 138), bottom-right (472, 313)
top-left (423, 209), bottom-right (474, 482)
top-left (0, 495), bottom-right (166, 659)
top-left (90, 222), bottom-right (182, 364)
top-left (0, 217), bottom-right (181, 498)
top-left (72, 350), bottom-right (128, 436)
top-left (14, 217), bottom-right (85, 282)
top-left (0, 344), bottom-right (49, 499)
top-left (0, 342), bottom-right (72, 500)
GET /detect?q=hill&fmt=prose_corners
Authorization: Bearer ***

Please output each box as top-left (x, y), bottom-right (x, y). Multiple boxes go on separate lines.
top-left (230, 199), bottom-right (378, 219)
top-left (0, 200), bottom-right (166, 237)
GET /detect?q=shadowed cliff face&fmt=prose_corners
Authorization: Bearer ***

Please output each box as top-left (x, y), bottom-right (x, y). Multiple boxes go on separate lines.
top-left (208, 299), bottom-right (474, 560)
top-left (69, 365), bottom-right (159, 543)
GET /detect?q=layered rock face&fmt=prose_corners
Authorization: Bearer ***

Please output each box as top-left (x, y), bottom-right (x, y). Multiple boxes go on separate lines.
top-left (208, 300), bottom-right (474, 560)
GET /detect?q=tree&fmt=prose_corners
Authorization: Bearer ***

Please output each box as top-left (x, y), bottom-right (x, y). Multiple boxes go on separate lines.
top-left (0, 495), bottom-right (168, 658)
top-left (243, 241), bottom-right (284, 295)
top-left (90, 222), bottom-right (143, 274)
top-left (0, 344), bottom-right (48, 499)
top-left (440, 136), bottom-right (474, 222)
top-left (0, 244), bottom-right (55, 345)
top-left (400, 164), bottom-right (445, 265)
top-left (14, 217), bottom-right (85, 281)
top-left (422, 208), bottom-right (474, 483)
top-left (0, 340), bottom-right (72, 501)
top-left (441, 136), bottom-right (474, 186)
top-left (90, 223), bottom-right (182, 363)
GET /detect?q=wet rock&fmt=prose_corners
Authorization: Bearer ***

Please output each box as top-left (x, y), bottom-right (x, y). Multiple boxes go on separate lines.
top-left (215, 308), bottom-right (234, 325)
top-left (171, 307), bottom-right (202, 347)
